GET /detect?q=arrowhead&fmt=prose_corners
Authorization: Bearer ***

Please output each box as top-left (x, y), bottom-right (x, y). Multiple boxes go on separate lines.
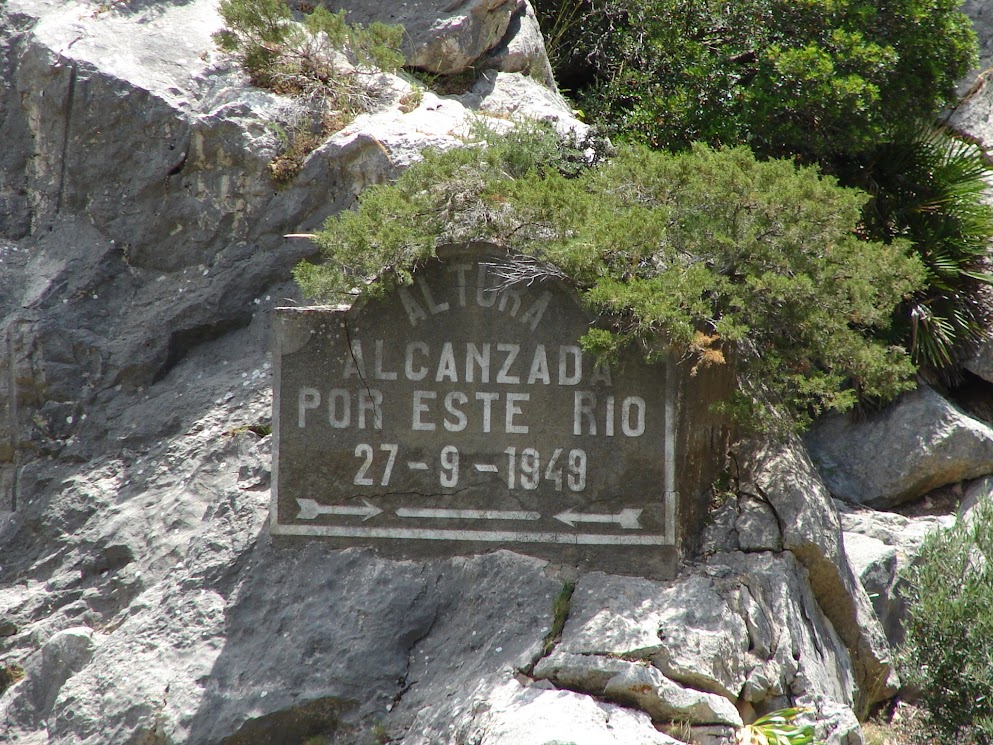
top-left (554, 509), bottom-right (578, 528)
top-left (361, 499), bottom-right (383, 521)
top-left (617, 508), bottom-right (643, 530)
top-left (296, 498), bottom-right (320, 520)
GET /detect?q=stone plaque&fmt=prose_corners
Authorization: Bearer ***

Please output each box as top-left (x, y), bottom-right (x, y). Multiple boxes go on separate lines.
top-left (272, 244), bottom-right (733, 577)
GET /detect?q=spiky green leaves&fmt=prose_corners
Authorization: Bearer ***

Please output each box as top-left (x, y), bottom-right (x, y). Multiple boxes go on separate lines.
top-left (850, 128), bottom-right (993, 381)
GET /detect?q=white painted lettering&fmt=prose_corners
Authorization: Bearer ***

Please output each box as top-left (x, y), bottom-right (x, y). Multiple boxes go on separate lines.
top-left (418, 277), bottom-right (450, 315)
top-left (298, 387), bottom-right (320, 427)
top-left (412, 390), bottom-right (436, 431)
top-left (328, 388), bottom-right (351, 428)
top-left (465, 343), bottom-right (491, 384)
top-left (475, 391), bottom-right (499, 433)
top-left (476, 264), bottom-right (497, 307)
top-left (405, 341), bottom-right (429, 381)
top-left (622, 396), bottom-right (646, 437)
top-left (443, 391), bottom-right (468, 432)
top-left (505, 392), bottom-right (530, 434)
top-left (358, 389), bottom-right (383, 430)
top-left (605, 395), bottom-right (615, 437)
top-left (496, 343), bottom-right (520, 384)
top-left (573, 391), bottom-right (596, 435)
top-left (527, 345), bottom-right (550, 385)
top-left (343, 340), bottom-right (366, 379)
top-left (374, 339), bottom-right (398, 380)
top-left (448, 263), bottom-right (471, 307)
top-left (399, 287), bottom-right (427, 327)
top-left (519, 291), bottom-right (551, 331)
top-left (435, 342), bottom-right (459, 382)
top-left (559, 346), bottom-right (582, 385)
top-left (498, 286), bottom-right (524, 317)
top-left (590, 361), bottom-right (613, 386)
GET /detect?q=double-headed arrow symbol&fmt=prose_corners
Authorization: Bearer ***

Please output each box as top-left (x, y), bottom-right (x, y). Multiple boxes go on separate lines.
top-left (296, 498), bottom-right (383, 521)
top-left (554, 508), bottom-right (643, 530)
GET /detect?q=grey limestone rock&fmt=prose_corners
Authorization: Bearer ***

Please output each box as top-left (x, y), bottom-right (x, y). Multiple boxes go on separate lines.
top-left (0, 0), bottom-right (958, 742)
top-left (533, 554), bottom-right (859, 731)
top-left (477, 1), bottom-right (556, 86)
top-left (464, 681), bottom-right (685, 745)
top-left (962, 474), bottom-right (993, 519)
top-left (950, 0), bottom-right (993, 149)
top-left (964, 335), bottom-right (993, 384)
top-left (729, 436), bottom-right (898, 710)
top-left (325, 0), bottom-right (555, 81)
top-left (839, 503), bottom-right (953, 649)
top-left (805, 385), bottom-right (993, 508)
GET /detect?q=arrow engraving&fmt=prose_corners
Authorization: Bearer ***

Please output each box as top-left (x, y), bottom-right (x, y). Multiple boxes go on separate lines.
top-left (395, 508), bottom-right (541, 521)
top-left (296, 498), bottom-right (383, 521)
top-left (554, 508), bottom-right (643, 530)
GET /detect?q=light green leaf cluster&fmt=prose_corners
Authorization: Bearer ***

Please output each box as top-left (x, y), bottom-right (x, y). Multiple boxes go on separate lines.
top-left (735, 707), bottom-right (815, 745)
top-left (901, 496), bottom-right (993, 741)
top-left (296, 124), bottom-right (924, 430)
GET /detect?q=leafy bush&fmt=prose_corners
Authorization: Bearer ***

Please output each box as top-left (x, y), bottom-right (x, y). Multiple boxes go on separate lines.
top-left (533, 0), bottom-right (977, 163)
top-left (213, 0), bottom-right (404, 183)
top-left (295, 123), bottom-right (924, 431)
top-left (844, 127), bottom-right (993, 381)
top-left (533, 0), bottom-right (993, 384)
top-left (901, 497), bottom-right (993, 743)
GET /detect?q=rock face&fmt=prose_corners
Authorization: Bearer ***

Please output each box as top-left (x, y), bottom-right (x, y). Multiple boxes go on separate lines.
top-left (325, 0), bottom-right (555, 83)
top-left (838, 503), bottom-right (954, 649)
top-left (965, 335), bottom-right (993, 384)
top-left (804, 386), bottom-right (993, 508)
top-left (704, 437), bottom-right (898, 712)
top-left (1, 1), bottom-right (990, 744)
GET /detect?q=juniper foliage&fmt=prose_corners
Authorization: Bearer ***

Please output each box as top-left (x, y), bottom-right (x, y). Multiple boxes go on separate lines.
top-left (295, 124), bottom-right (924, 430)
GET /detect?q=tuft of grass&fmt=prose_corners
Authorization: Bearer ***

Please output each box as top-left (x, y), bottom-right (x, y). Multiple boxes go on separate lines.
top-left (213, 0), bottom-right (404, 185)
top-left (542, 582), bottom-right (575, 656)
top-left (0, 663), bottom-right (25, 695)
top-left (226, 421), bottom-right (273, 438)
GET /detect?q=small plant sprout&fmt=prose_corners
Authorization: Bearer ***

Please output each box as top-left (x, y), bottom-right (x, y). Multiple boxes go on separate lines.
top-left (735, 708), bottom-right (815, 745)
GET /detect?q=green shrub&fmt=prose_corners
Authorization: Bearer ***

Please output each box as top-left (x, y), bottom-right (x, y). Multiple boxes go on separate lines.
top-left (533, 0), bottom-right (993, 384)
top-left (214, 0), bottom-right (404, 89)
top-left (843, 127), bottom-right (993, 382)
top-left (0, 663), bottom-right (24, 694)
top-left (294, 123), bottom-right (924, 431)
top-left (902, 497), bottom-right (993, 743)
top-left (533, 0), bottom-right (976, 163)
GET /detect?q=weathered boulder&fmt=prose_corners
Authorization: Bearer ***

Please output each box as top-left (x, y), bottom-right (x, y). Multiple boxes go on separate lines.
top-left (461, 681), bottom-right (684, 745)
top-left (477, 0), bottom-right (556, 86)
top-left (838, 503), bottom-right (953, 649)
top-left (712, 436), bottom-right (898, 710)
top-left (951, 0), bottom-right (993, 147)
top-left (805, 385), bottom-right (993, 508)
top-left (961, 474), bottom-right (993, 519)
top-left (325, 0), bottom-right (554, 81)
top-left (533, 554), bottom-right (861, 738)
top-left (965, 335), bottom-right (993, 384)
